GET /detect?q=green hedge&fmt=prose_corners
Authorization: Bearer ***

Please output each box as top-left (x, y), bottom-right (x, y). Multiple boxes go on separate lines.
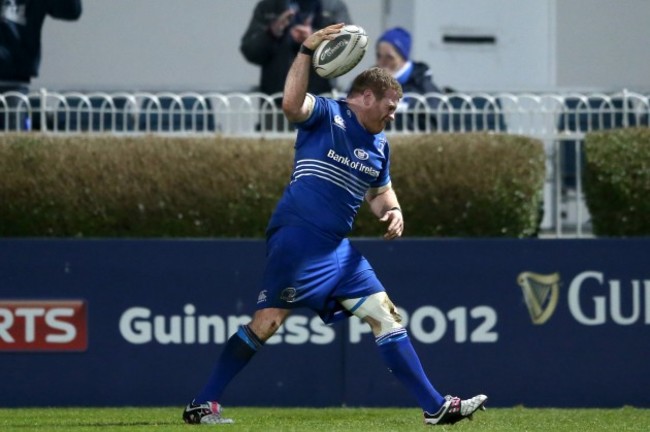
top-left (584, 128), bottom-right (650, 236)
top-left (0, 133), bottom-right (545, 238)
top-left (355, 134), bottom-right (545, 237)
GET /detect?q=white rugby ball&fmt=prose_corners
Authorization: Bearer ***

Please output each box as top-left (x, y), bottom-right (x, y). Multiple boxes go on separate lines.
top-left (312, 25), bottom-right (368, 79)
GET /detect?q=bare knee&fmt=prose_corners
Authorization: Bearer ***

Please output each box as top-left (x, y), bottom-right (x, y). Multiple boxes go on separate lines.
top-left (247, 308), bottom-right (291, 342)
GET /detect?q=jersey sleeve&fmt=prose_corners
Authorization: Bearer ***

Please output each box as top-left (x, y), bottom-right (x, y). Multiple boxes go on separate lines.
top-left (370, 140), bottom-right (391, 189)
top-left (295, 96), bottom-right (329, 130)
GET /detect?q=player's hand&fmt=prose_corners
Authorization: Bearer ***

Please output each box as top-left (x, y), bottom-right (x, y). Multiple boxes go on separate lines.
top-left (302, 22), bottom-right (344, 51)
top-left (379, 208), bottom-right (404, 240)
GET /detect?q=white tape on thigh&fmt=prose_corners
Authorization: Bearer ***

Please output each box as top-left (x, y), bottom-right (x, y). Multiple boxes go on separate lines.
top-left (340, 292), bottom-right (403, 337)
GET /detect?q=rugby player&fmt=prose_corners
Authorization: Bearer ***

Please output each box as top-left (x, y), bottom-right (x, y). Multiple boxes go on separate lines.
top-left (183, 23), bottom-right (487, 426)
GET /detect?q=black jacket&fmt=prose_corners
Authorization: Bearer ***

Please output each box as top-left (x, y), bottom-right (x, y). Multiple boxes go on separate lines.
top-left (0, 0), bottom-right (82, 82)
top-left (240, 0), bottom-right (351, 96)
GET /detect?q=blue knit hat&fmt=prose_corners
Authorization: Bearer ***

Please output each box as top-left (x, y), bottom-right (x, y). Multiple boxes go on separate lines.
top-left (378, 27), bottom-right (412, 61)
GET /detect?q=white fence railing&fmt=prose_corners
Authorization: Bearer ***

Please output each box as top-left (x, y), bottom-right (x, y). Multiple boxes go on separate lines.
top-left (2, 89), bottom-right (649, 237)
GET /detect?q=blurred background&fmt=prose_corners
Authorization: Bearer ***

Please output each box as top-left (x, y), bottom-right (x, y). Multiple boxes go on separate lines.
top-left (34, 0), bottom-right (650, 93)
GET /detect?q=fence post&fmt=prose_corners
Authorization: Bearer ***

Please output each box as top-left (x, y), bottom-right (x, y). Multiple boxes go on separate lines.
top-left (39, 88), bottom-right (48, 132)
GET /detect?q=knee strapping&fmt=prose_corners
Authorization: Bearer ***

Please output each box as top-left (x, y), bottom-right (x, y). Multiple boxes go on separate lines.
top-left (340, 292), bottom-right (403, 337)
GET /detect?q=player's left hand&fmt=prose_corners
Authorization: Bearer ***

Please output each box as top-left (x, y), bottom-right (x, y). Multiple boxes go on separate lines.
top-left (379, 208), bottom-right (403, 240)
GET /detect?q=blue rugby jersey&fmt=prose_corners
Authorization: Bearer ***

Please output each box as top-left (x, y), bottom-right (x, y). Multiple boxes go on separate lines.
top-left (267, 96), bottom-right (391, 239)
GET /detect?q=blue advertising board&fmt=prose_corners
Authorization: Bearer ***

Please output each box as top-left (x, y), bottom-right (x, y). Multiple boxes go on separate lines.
top-left (0, 239), bottom-right (648, 408)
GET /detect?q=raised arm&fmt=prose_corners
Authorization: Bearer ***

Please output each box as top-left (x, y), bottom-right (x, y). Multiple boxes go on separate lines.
top-left (46, 0), bottom-right (82, 20)
top-left (281, 23), bottom-right (344, 123)
top-left (240, 3), bottom-right (292, 65)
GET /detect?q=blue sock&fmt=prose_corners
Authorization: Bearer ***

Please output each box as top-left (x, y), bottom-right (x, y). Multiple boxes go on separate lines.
top-left (376, 329), bottom-right (446, 413)
top-left (194, 325), bottom-right (263, 403)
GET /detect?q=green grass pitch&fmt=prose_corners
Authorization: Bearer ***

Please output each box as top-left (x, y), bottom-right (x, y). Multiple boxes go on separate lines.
top-left (1, 406), bottom-right (648, 431)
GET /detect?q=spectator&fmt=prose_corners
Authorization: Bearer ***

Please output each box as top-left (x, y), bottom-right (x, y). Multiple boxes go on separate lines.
top-left (0, 0), bottom-right (82, 130)
top-left (376, 27), bottom-right (445, 132)
top-left (240, 0), bottom-right (351, 131)
top-left (241, 0), bottom-right (351, 96)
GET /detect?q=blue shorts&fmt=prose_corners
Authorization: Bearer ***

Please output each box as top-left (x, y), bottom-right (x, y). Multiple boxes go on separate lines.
top-left (256, 226), bottom-right (385, 323)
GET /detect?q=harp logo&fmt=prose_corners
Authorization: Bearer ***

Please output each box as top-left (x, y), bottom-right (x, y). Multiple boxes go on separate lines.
top-left (516, 272), bottom-right (560, 325)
